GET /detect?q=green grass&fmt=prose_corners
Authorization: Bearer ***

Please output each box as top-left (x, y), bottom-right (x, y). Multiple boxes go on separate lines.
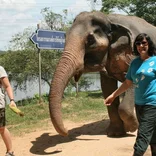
top-left (6, 90), bottom-right (108, 136)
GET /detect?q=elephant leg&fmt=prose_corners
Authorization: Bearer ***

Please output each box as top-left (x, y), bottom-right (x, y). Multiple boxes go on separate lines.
top-left (118, 85), bottom-right (138, 133)
top-left (100, 72), bottom-right (126, 136)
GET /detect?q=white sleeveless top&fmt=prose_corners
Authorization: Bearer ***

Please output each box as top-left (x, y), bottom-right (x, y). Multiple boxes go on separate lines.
top-left (0, 66), bottom-right (7, 108)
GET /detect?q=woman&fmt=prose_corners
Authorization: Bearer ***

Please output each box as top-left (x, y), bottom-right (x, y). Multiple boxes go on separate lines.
top-left (0, 66), bottom-right (16, 156)
top-left (104, 33), bottom-right (156, 156)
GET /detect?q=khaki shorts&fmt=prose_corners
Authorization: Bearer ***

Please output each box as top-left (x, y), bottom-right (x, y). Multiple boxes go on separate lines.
top-left (0, 108), bottom-right (5, 127)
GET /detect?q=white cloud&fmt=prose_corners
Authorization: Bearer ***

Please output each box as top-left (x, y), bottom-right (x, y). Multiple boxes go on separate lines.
top-left (0, 12), bottom-right (34, 25)
top-left (68, 0), bottom-right (90, 15)
top-left (0, 0), bottom-right (36, 11)
top-left (0, 11), bottom-right (36, 50)
top-left (67, 0), bottom-right (102, 16)
top-left (0, 0), bottom-right (39, 50)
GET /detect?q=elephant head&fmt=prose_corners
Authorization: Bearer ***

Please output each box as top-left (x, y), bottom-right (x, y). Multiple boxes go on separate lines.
top-left (49, 11), bottom-right (156, 136)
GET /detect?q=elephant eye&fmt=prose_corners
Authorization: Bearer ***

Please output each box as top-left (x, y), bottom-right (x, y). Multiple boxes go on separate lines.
top-left (87, 34), bottom-right (96, 45)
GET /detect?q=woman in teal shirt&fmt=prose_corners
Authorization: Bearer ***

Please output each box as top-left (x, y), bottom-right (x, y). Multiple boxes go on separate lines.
top-left (105, 33), bottom-right (156, 156)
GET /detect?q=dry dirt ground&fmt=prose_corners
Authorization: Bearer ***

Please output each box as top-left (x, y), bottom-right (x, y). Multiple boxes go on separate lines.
top-left (0, 119), bottom-right (151, 156)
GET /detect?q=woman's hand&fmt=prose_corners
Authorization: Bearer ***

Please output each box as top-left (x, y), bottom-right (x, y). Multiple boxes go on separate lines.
top-left (104, 94), bottom-right (115, 106)
top-left (9, 101), bottom-right (24, 116)
top-left (104, 79), bottom-right (133, 106)
top-left (9, 100), bottom-right (17, 107)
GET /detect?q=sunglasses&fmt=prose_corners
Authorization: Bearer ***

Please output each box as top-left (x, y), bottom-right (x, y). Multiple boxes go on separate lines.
top-left (135, 41), bottom-right (148, 46)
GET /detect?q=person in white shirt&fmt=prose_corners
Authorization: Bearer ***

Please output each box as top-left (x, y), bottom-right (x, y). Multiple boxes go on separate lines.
top-left (0, 66), bottom-right (16, 156)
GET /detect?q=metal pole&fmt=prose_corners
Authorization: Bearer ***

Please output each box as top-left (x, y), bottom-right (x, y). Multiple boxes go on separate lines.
top-left (37, 24), bottom-right (42, 103)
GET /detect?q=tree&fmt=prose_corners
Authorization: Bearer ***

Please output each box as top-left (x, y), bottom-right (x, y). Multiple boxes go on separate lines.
top-left (100, 0), bottom-right (156, 26)
top-left (8, 27), bottom-right (36, 51)
top-left (40, 7), bottom-right (71, 31)
top-left (68, 76), bottom-right (93, 92)
top-left (0, 49), bottom-right (61, 91)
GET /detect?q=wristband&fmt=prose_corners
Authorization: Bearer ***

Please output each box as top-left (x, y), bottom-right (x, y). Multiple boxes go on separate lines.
top-left (10, 99), bottom-right (14, 102)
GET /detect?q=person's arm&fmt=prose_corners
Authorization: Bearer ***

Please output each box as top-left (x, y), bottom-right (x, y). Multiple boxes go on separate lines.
top-left (104, 79), bottom-right (133, 106)
top-left (1, 77), bottom-right (16, 107)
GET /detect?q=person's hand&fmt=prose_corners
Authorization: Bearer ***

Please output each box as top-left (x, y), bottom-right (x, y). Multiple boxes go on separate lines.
top-left (9, 100), bottom-right (17, 107)
top-left (104, 94), bottom-right (115, 106)
top-left (9, 101), bottom-right (24, 116)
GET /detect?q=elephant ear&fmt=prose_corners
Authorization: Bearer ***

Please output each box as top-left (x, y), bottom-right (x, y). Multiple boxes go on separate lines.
top-left (109, 23), bottom-right (134, 49)
top-left (107, 14), bottom-right (141, 51)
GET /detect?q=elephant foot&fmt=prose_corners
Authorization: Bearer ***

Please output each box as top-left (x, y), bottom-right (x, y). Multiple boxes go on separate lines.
top-left (106, 123), bottom-right (126, 137)
top-left (123, 116), bottom-right (138, 133)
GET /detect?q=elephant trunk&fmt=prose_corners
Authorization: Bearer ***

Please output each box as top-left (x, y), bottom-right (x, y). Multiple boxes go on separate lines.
top-left (49, 43), bottom-right (84, 136)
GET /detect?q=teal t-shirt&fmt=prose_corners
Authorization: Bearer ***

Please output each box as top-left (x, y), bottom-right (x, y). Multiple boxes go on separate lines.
top-left (126, 56), bottom-right (156, 105)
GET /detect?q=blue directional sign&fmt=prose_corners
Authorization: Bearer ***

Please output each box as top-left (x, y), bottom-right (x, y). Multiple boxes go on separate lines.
top-left (30, 29), bottom-right (65, 50)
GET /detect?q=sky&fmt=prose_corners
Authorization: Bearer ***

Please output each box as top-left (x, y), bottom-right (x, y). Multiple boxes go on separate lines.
top-left (0, 0), bottom-right (102, 50)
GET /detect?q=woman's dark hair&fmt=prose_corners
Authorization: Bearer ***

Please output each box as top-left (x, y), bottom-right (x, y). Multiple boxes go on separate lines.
top-left (133, 33), bottom-right (156, 56)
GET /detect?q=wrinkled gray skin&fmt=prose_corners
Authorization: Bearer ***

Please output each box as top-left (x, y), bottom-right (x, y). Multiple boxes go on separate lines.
top-left (49, 11), bottom-right (156, 137)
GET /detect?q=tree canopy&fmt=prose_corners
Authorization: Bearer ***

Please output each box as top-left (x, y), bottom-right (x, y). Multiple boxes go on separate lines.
top-left (101, 0), bottom-right (156, 26)
top-left (0, 49), bottom-right (61, 91)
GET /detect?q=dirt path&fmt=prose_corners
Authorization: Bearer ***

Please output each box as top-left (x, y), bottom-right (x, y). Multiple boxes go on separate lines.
top-left (0, 120), bottom-right (151, 156)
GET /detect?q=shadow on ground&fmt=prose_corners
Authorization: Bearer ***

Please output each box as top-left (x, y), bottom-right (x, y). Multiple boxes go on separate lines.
top-left (29, 119), bottom-right (135, 155)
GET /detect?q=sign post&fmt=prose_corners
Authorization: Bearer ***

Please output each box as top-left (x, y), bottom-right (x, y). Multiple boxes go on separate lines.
top-left (36, 24), bottom-right (42, 103)
top-left (30, 29), bottom-right (65, 50)
top-left (30, 28), bottom-right (65, 103)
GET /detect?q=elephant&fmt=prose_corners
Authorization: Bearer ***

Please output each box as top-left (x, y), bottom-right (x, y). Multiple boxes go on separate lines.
top-left (49, 11), bottom-right (156, 137)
